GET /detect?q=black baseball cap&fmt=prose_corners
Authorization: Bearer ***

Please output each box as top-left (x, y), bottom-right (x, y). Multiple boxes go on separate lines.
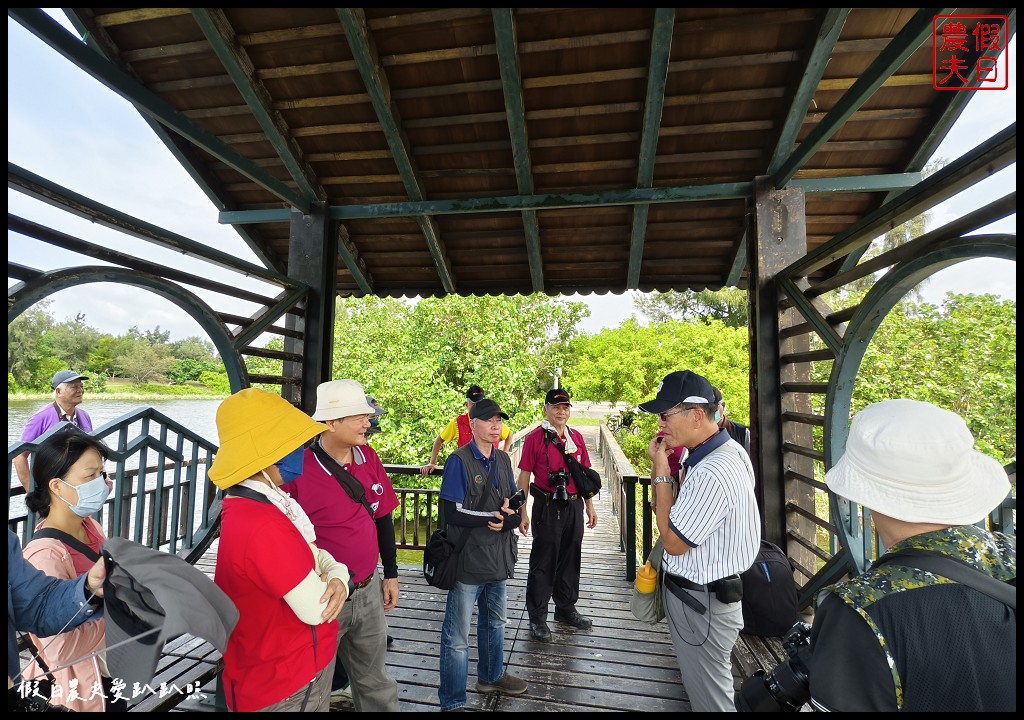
top-left (468, 398), bottom-right (508, 420)
top-left (545, 388), bottom-right (572, 405)
top-left (466, 385), bottom-right (486, 403)
top-left (639, 371), bottom-right (716, 414)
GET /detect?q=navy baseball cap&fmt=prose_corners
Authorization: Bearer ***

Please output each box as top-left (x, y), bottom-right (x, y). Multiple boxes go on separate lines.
top-left (545, 388), bottom-right (572, 405)
top-left (52, 370), bottom-right (87, 388)
top-left (639, 371), bottom-right (716, 414)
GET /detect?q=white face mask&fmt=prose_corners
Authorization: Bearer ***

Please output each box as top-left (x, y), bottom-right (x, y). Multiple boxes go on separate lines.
top-left (58, 474), bottom-right (110, 517)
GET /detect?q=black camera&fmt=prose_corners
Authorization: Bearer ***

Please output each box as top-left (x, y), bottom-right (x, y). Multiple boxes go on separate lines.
top-left (735, 622), bottom-right (813, 712)
top-left (508, 489), bottom-right (527, 512)
top-left (8, 683), bottom-right (74, 713)
top-left (549, 469), bottom-right (570, 502)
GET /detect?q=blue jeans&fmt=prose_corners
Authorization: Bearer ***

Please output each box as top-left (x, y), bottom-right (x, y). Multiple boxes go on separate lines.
top-left (438, 580), bottom-right (508, 711)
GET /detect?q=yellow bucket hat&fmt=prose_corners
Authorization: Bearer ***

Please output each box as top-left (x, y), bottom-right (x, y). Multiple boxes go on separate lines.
top-left (208, 388), bottom-right (326, 490)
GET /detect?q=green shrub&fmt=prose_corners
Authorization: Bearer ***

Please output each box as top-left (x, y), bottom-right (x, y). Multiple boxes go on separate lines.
top-left (199, 371), bottom-right (232, 394)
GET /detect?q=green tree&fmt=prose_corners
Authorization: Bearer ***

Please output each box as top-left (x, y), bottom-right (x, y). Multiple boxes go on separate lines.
top-left (170, 336), bottom-right (218, 363)
top-left (114, 341), bottom-right (176, 384)
top-left (46, 313), bottom-right (103, 371)
top-left (813, 292), bottom-right (1015, 466)
top-left (32, 356), bottom-right (66, 392)
top-left (634, 288), bottom-right (748, 328)
top-left (167, 358), bottom-right (217, 384)
top-left (566, 318), bottom-right (749, 420)
top-left (7, 302), bottom-right (55, 386)
top-left (143, 326), bottom-right (172, 345)
top-left (87, 336), bottom-right (120, 378)
top-left (330, 294), bottom-right (587, 467)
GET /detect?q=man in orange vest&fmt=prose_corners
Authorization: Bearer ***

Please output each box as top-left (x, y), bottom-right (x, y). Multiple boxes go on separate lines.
top-left (420, 385), bottom-right (512, 476)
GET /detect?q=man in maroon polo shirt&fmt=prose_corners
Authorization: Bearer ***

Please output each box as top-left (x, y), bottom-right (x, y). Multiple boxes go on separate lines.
top-left (516, 388), bottom-right (598, 641)
top-left (282, 379), bottom-right (400, 712)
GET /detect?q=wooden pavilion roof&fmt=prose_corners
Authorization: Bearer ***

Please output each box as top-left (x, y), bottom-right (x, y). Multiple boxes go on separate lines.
top-left (13, 7), bottom-right (1015, 298)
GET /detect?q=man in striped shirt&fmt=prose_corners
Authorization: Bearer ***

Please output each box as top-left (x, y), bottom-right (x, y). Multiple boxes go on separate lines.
top-left (641, 370), bottom-right (760, 712)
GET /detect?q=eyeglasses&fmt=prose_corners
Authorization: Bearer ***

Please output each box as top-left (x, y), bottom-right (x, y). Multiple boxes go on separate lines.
top-left (332, 414), bottom-right (372, 424)
top-left (658, 407), bottom-right (698, 422)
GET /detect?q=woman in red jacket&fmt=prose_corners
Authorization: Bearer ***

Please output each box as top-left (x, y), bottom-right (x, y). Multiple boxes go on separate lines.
top-left (208, 388), bottom-right (352, 712)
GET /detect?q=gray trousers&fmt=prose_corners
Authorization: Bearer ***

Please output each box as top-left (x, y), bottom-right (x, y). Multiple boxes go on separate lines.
top-left (664, 583), bottom-right (743, 712)
top-left (337, 575), bottom-right (400, 712)
top-left (259, 662), bottom-right (334, 712)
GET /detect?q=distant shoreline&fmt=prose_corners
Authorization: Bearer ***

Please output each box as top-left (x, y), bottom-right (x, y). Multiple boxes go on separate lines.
top-left (8, 393), bottom-right (229, 402)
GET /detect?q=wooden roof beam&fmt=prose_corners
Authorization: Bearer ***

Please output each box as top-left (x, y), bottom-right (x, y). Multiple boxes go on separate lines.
top-left (627, 8), bottom-right (675, 290)
top-left (190, 9), bottom-right (321, 205)
top-left (336, 8), bottom-right (456, 293)
top-left (493, 8), bottom-right (543, 292)
top-left (772, 7), bottom-right (955, 188)
top-left (768, 9), bottom-right (850, 177)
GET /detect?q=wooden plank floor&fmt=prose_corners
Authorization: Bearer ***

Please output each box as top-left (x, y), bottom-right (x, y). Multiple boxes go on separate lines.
top-left (170, 426), bottom-right (776, 712)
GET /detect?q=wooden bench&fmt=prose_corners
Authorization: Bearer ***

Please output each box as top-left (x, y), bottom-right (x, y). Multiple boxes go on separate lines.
top-left (731, 632), bottom-right (789, 690)
top-left (127, 634), bottom-right (223, 712)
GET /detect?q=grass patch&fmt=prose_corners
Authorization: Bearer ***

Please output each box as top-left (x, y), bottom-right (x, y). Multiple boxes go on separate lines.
top-left (397, 549), bottom-right (423, 567)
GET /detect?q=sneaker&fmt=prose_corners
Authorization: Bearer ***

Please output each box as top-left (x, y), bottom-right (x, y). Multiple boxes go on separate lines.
top-left (387, 634), bottom-right (394, 647)
top-left (528, 621), bottom-right (551, 641)
top-left (475, 673), bottom-right (528, 696)
top-left (554, 608), bottom-right (593, 630)
top-left (330, 683), bottom-right (352, 702)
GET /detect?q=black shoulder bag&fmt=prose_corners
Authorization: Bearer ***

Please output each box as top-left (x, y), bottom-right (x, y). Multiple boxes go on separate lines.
top-left (309, 441), bottom-right (375, 520)
top-left (874, 548), bottom-right (1016, 609)
top-left (423, 527), bottom-right (471, 591)
top-left (32, 527), bottom-right (101, 563)
top-left (544, 429), bottom-right (602, 500)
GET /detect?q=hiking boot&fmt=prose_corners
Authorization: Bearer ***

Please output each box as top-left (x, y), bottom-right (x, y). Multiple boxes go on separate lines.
top-left (529, 621), bottom-right (551, 641)
top-left (475, 673), bottom-right (528, 696)
top-left (554, 608), bottom-right (593, 630)
top-left (330, 682), bottom-right (352, 705)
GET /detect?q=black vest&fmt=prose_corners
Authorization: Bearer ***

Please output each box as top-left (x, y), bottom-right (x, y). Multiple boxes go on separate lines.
top-left (449, 443), bottom-right (518, 584)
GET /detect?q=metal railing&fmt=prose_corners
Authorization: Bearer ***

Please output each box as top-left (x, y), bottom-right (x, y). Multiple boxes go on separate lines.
top-left (8, 408), bottom-right (220, 563)
top-left (597, 423), bottom-right (646, 581)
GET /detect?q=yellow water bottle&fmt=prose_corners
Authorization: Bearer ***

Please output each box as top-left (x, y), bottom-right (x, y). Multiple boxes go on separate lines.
top-left (635, 561), bottom-right (657, 593)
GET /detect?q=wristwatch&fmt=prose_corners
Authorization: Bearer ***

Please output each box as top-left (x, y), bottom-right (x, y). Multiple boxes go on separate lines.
top-left (652, 476), bottom-right (674, 486)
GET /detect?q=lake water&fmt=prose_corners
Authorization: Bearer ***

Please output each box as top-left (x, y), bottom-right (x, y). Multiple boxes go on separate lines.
top-left (7, 397), bottom-right (224, 448)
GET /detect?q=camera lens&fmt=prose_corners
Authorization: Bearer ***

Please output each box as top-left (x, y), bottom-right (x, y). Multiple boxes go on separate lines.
top-left (551, 469), bottom-right (570, 502)
top-left (735, 622), bottom-right (813, 712)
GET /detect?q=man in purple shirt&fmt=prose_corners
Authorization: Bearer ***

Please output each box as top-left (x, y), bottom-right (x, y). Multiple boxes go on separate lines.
top-left (13, 370), bottom-right (94, 491)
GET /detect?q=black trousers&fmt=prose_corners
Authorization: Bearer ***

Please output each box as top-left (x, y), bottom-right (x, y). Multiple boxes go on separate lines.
top-left (526, 490), bottom-right (585, 621)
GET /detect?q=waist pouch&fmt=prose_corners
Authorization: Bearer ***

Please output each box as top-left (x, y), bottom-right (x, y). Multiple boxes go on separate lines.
top-left (665, 573), bottom-right (743, 613)
top-left (712, 575), bottom-right (744, 604)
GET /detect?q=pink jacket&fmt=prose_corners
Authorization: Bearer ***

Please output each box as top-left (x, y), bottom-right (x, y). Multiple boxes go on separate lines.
top-left (22, 520), bottom-right (108, 713)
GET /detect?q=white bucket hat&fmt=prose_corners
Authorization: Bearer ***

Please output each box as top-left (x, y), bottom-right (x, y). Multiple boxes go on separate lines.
top-left (311, 379), bottom-right (376, 421)
top-left (825, 399), bottom-right (1009, 525)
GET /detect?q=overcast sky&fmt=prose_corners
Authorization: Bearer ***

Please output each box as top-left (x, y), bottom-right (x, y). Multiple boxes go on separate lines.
top-left (7, 15), bottom-right (1016, 342)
